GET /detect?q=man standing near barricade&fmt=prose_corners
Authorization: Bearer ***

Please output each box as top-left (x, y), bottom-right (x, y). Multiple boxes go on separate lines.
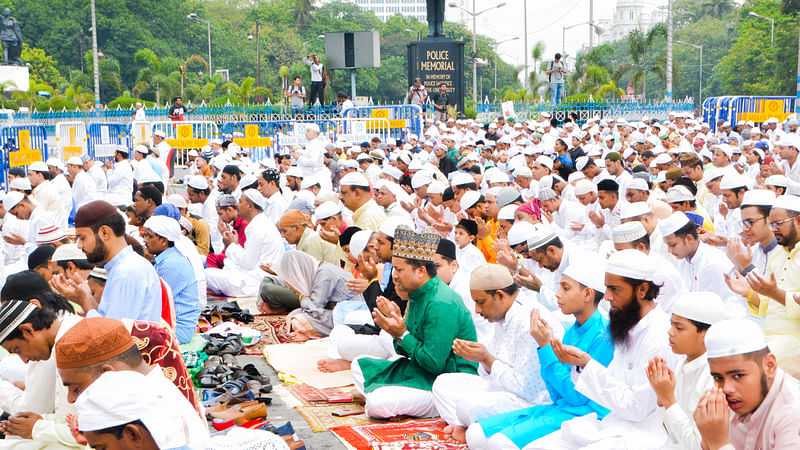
top-left (408, 78), bottom-right (428, 107)
top-left (430, 83), bottom-right (450, 123)
top-left (546, 53), bottom-right (566, 105)
top-left (303, 54), bottom-right (325, 106)
top-left (167, 96), bottom-right (195, 121)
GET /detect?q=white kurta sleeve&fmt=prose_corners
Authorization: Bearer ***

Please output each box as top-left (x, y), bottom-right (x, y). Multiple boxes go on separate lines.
top-left (661, 404), bottom-right (702, 449)
top-left (575, 358), bottom-right (658, 421)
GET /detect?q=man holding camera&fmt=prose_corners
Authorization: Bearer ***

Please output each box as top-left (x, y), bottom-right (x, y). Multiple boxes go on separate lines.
top-left (546, 53), bottom-right (567, 105)
top-left (303, 54), bottom-right (325, 106)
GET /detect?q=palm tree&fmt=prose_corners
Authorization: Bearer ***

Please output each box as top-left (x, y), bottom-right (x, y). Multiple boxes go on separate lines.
top-left (178, 55), bottom-right (209, 98)
top-left (527, 41), bottom-right (546, 88)
top-left (699, 0), bottom-right (734, 17)
top-left (617, 24), bottom-right (666, 100)
top-left (219, 77), bottom-right (272, 105)
top-left (133, 49), bottom-right (180, 105)
top-left (597, 80), bottom-right (625, 99)
top-left (295, 0), bottom-right (314, 29)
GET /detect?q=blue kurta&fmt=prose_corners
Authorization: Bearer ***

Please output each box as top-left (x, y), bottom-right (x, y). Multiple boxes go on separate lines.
top-left (477, 309), bottom-right (614, 448)
top-left (154, 246), bottom-right (201, 344)
top-left (89, 246), bottom-right (162, 323)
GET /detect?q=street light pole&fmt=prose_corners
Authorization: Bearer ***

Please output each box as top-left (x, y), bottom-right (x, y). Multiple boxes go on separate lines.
top-left (256, 21), bottom-right (261, 89)
top-left (749, 12), bottom-right (775, 46)
top-left (666, 0), bottom-right (673, 106)
top-left (492, 37), bottom-right (519, 91)
top-left (90, 0), bottom-right (100, 111)
top-left (676, 40), bottom-right (703, 107)
top-left (188, 14), bottom-right (212, 77)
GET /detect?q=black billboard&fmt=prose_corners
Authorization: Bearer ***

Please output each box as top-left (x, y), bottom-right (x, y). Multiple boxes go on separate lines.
top-left (408, 39), bottom-right (465, 113)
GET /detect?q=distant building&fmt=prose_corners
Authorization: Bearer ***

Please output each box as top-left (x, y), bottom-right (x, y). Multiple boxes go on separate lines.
top-left (318, 0), bottom-right (428, 22)
top-left (597, 0), bottom-right (667, 44)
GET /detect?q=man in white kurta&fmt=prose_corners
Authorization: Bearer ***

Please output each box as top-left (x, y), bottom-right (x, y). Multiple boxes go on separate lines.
top-left (206, 189), bottom-right (285, 297)
top-left (527, 250), bottom-right (677, 450)
top-left (66, 158), bottom-right (98, 210)
top-left (46, 159), bottom-right (72, 230)
top-left (28, 162), bottom-right (64, 229)
top-left (105, 147), bottom-right (135, 207)
top-left (432, 264), bottom-right (565, 443)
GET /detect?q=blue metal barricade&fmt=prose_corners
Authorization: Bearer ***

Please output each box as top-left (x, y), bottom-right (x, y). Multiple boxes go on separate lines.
top-left (0, 124), bottom-right (49, 189)
top-left (221, 121), bottom-right (275, 162)
top-left (703, 96), bottom-right (797, 132)
top-left (87, 122), bottom-right (128, 160)
top-left (341, 105), bottom-right (423, 142)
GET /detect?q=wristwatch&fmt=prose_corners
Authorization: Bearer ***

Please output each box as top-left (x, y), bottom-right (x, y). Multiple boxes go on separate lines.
top-left (396, 330), bottom-right (409, 343)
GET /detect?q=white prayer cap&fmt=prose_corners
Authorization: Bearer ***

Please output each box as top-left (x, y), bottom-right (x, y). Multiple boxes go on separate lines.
top-left (772, 194), bottom-right (800, 213)
top-left (134, 144), bottom-right (150, 155)
top-left (622, 148), bottom-right (635, 160)
top-left (378, 215), bottom-right (414, 238)
top-left (460, 190), bottom-right (483, 210)
top-left (620, 201), bottom-right (652, 220)
top-left (605, 248), bottom-right (657, 282)
top-left (349, 230), bottom-right (373, 260)
top-left (535, 155), bottom-right (553, 170)
top-left (305, 123), bottom-right (320, 133)
top-left (3, 191), bottom-right (24, 211)
top-left (573, 179), bottom-right (596, 196)
top-left (66, 156), bottom-right (83, 167)
top-left (489, 171), bottom-right (510, 185)
top-left (665, 186), bottom-right (695, 203)
top-left (143, 216), bottom-right (182, 242)
top-left (702, 168), bottom-right (724, 185)
top-left (498, 204), bottom-right (517, 221)
top-left (153, 129), bottom-right (167, 138)
top-left (451, 172), bottom-right (475, 187)
top-left (382, 165), bottom-right (403, 180)
top-left (313, 201), bottom-right (341, 222)
top-left (411, 170), bottom-right (434, 189)
top-left (166, 194), bottom-right (187, 209)
top-left (653, 153), bottom-right (672, 165)
top-left (340, 172), bottom-right (370, 188)
top-left (526, 223), bottom-right (558, 250)
top-left (241, 189), bottom-right (265, 210)
top-left (765, 174), bottom-right (788, 188)
top-left (659, 211), bottom-right (691, 237)
top-left (75, 371), bottom-right (193, 449)
top-left (627, 177), bottom-right (649, 191)
top-left (705, 319), bottom-right (768, 359)
top-left (427, 181), bottom-right (447, 195)
top-left (187, 149), bottom-right (199, 157)
top-left (716, 143), bottom-right (734, 158)
top-left (300, 176), bottom-right (320, 189)
top-left (46, 157), bottom-right (66, 171)
top-left (719, 172), bottom-right (750, 191)
top-left (538, 187), bottom-right (557, 202)
top-left (28, 161), bottom-right (48, 173)
top-left (186, 175), bottom-right (209, 191)
top-left (340, 159), bottom-right (358, 170)
top-left (612, 221), bottom-right (647, 244)
top-left (672, 291), bottom-right (725, 325)
top-left (9, 177), bottom-right (31, 191)
top-left (741, 189), bottom-right (776, 208)
top-left (356, 153), bottom-right (372, 162)
top-left (563, 254), bottom-right (606, 293)
top-left (508, 221), bottom-right (537, 247)
top-left (779, 134), bottom-right (800, 150)
top-left (51, 244), bottom-right (87, 262)
top-left (575, 156), bottom-right (590, 171)
top-left (286, 166), bottom-right (304, 178)
top-left (511, 167), bottom-right (531, 180)
top-left (408, 159), bottom-right (424, 171)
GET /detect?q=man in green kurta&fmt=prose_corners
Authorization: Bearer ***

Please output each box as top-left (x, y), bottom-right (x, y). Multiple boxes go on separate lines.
top-left (351, 226), bottom-right (478, 418)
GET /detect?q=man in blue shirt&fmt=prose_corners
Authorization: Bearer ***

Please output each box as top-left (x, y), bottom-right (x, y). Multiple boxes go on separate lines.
top-left (52, 200), bottom-right (162, 323)
top-left (142, 216), bottom-right (201, 344)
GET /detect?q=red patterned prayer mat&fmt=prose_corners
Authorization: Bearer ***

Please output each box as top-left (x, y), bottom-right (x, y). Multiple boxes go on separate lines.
top-left (288, 383), bottom-right (353, 405)
top-left (332, 418), bottom-right (467, 450)
top-left (243, 315), bottom-right (292, 354)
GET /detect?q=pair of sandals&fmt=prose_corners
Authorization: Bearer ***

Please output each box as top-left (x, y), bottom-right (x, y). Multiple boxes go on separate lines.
top-left (202, 302), bottom-right (255, 325)
top-left (204, 333), bottom-right (244, 355)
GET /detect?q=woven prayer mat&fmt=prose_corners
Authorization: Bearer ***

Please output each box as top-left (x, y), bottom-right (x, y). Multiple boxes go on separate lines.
top-left (294, 404), bottom-right (375, 432)
top-left (332, 418), bottom-right (466, 450)
top-left (243, 315), bottom-right (291, 354)
top-left (287, 383), bottom-right (353, 405)
top-left (263, 342), bottom-right (354, 389)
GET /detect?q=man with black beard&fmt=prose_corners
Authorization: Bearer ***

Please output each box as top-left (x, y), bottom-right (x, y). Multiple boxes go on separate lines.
top-left (50, 200), bottom-right (162, 322)
top-left (528, 249), bottom-right (678, 449)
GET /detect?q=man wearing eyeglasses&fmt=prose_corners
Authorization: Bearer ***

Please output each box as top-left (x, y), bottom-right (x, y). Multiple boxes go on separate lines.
top-left (725, 194), bottom-right (800, 376)
top-left (726, 190), bottom-right (778, 278)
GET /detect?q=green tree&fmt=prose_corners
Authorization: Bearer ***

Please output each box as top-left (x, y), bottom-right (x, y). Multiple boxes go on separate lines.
top-left (528, 41), bottom-right (546, 88)
top-left (617, 24), bottom-right (667, 100)
top-left (219, 77), bottom-right (272, 104)
top-left (21, 44), bottom-right (66, 88)
top-left (295, 0), bottom-right (314, 29)
top-left (133, 49), bottom-right (180, 106)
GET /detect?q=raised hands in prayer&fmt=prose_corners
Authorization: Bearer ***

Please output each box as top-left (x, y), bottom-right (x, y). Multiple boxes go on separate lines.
top-left (551, 338), bottom-right (591, 369)
top-left (694, 387), bottom-right (731, 450)
top-left (373, 296), bottom-right (406, 338)
top-left (0, 412), bottom-right (42, 439)
top-left (646, 357), bottom-right (677, 408)
top-left (529, 308), bottom-right (553, 347)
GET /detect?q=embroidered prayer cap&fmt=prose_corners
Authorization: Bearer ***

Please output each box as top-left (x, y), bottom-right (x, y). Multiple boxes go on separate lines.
top-left (55, 317), bottom-right (135, 369)
top-left (1, 271), bottom-right (50, 301)
top-left (75, 371), bottom-right (192, 449)
top-left (620, 201), bottom-right (652, 220)
top-left (0, 301), bottom-right (39, 344)
top-left (537, 187), bottom-right (557, 202)
top-left (563, 254), bottom-right (606, 293)
top-left (772, 194), bottom-right (800, 213)
top-left (313, 201), bottom-right (341, 222)
top-left (186, 175), bottom-right (209, 191)
top-left (460, 191), bottom-right (483, 211)
top-left (36, 225), bottom-right (66, 245)
top-left (74, 201), bottom-right (118, 228)
top-left (143, 216), bottom-right (182, 242)
top-left (215, 194), bottom-right (237, 208)
top-left (497, 187), bottom-right (522, 207)
top-left (665, 185), bottom-right (695, 204)
top-left (436, 238), bottom-right (457, 261)
top-left (279, 209), bottom-right (308, 229)
top-left (526, 223), bottom-right (558, 251)
top-left (671, 292), bottom-right (725, 326)
top-left (392, 225), bottom-right (439, 262)
top-left (51, 243), bottom-right (87, 263)
top-left (659, 211), bottom-right (691, 237)
top-left (765, 174), bottom-right (788, 188)
top-left (470, 264), bottom-right (514, 291)
top-left (242, 189), bottom-right (265, 210)
top-left (612, 221), bottom-right (647, 244)
top-left (88, 267), bottom-right (107, 282)
top-left (705, 318), bottom-right (767, 359)
top-left (741, 189), bottom-right (776, 208)
top-left (605, 249), bottom-right (657, 282)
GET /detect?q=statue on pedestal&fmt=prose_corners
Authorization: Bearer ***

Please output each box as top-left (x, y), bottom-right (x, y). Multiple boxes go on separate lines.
top-left (0, 8), bottom-right (22, 66)
top-left (426, 0), bottom-right (446, 38)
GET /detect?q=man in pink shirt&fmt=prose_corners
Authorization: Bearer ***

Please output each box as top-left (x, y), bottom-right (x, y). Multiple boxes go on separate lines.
top-left (695, 319), bottom-right (800, 450)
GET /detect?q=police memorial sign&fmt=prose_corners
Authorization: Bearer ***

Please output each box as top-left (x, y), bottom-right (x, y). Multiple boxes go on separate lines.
top-left (408, 39), bottom-right (465, 113)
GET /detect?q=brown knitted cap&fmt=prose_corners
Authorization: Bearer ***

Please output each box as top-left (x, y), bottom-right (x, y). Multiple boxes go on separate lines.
top-left (55, 318), bottom-right (135, 369)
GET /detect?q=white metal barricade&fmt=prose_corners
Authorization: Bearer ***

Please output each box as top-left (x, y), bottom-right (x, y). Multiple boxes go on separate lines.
top-left (331, 118), bottom-right (391, 146)
top-left (129, 121), bottom-right (153, 147)
top-left (54, 121), bottom-right (87, 160)
top-left (150, 121), bottom-right (219, 167)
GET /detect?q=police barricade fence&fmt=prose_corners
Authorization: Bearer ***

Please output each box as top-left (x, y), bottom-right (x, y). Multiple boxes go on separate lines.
top-left (220, 121), bottom-right (274, 163)
top-left (266, 120), bottom-right (338, 160)
top-left (128, 121), bottom-right (153, 148)
top-left (341, 105), bottom-right (422, 142)
top-left (151, 121), bottom-right (219, 167)
top-left (0, 124), bottom-right (49, 189)
top-left (87, 122), bottom-right (128, 161)
top-left (329, 117), bottom-right (391, 148)
top-left (702, 96), bottom-right (796, 133)
top-left (54, 121), bottom-right (88, 161)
